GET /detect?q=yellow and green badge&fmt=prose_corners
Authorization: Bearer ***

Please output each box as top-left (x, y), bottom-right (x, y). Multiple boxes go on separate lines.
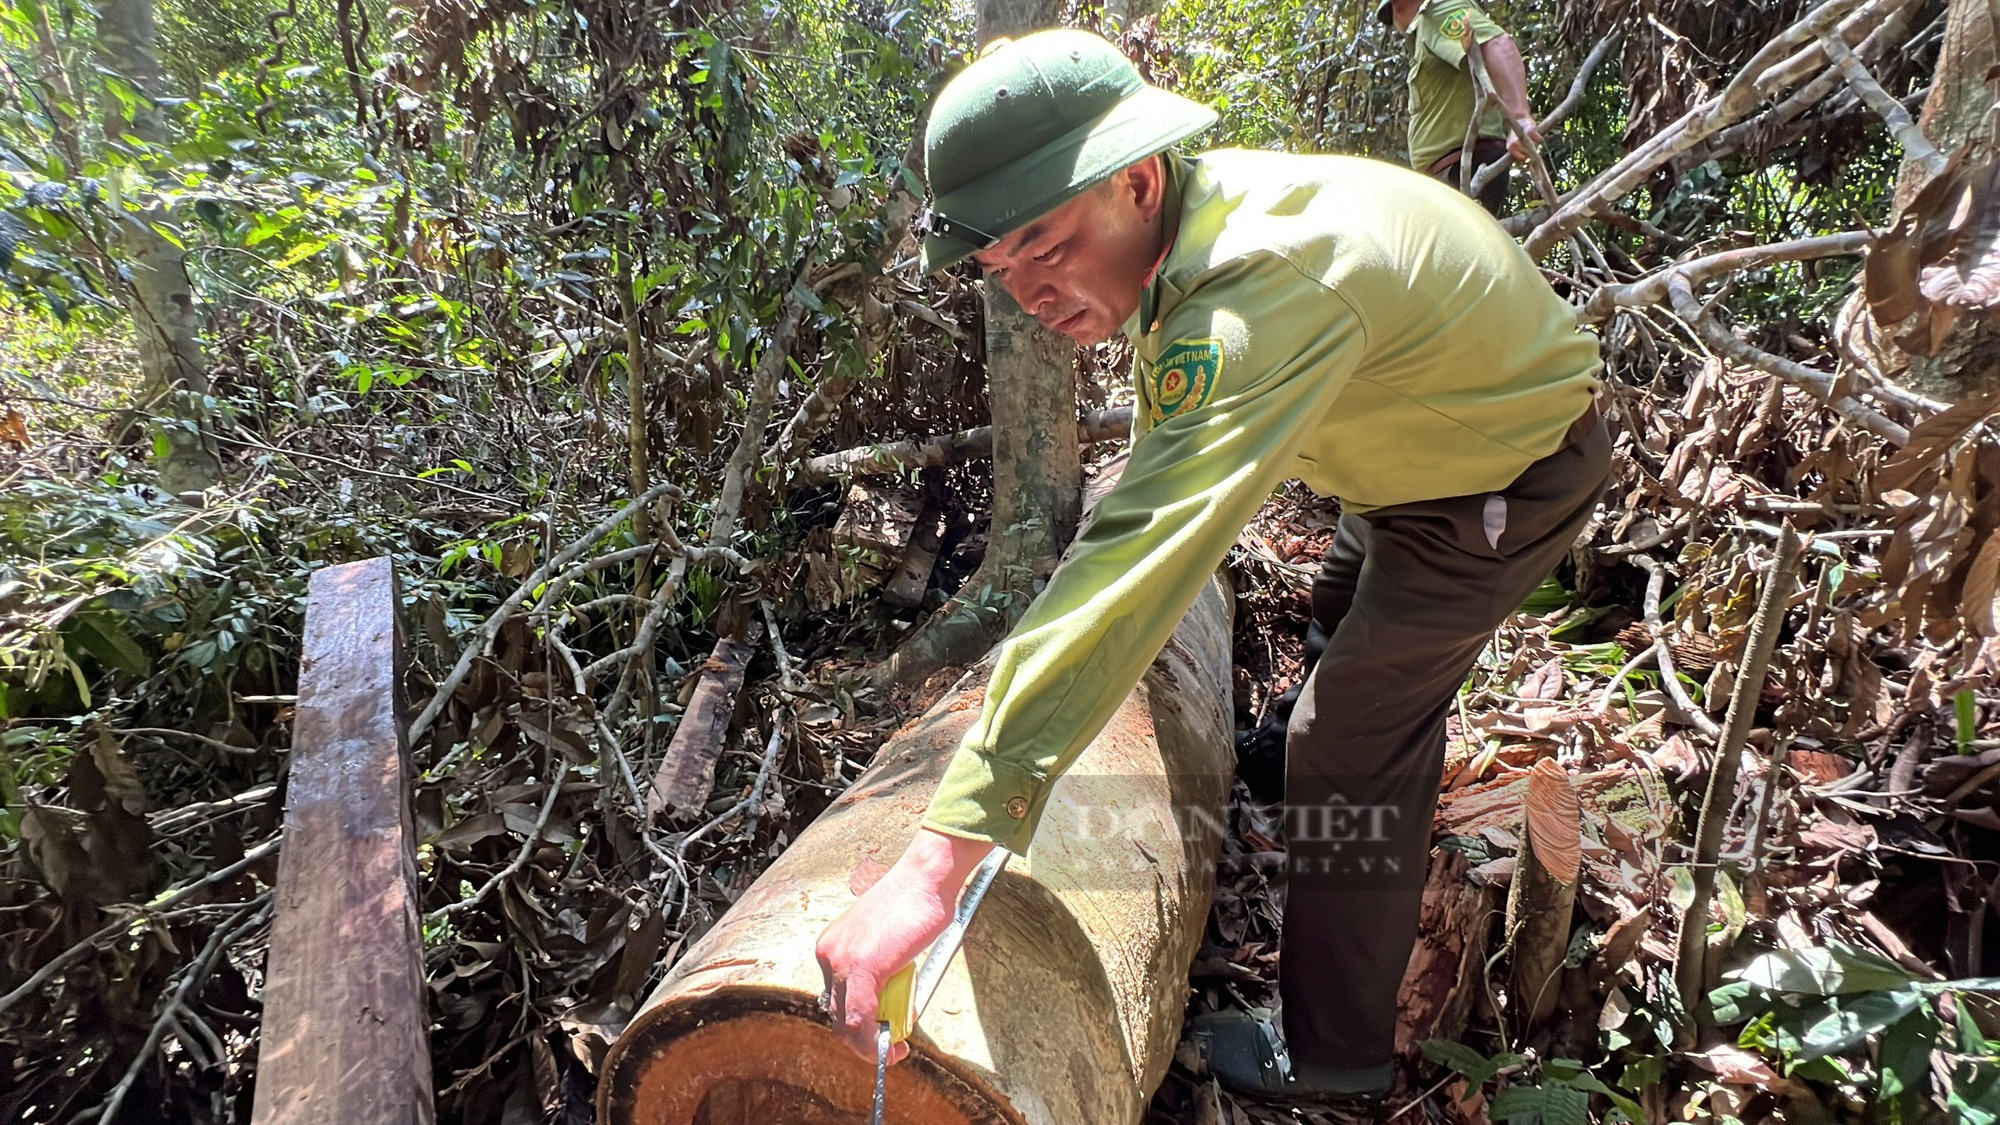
top-left (1439, 11), bottom-right (1468, 40)
top-left (1148, 338), bottom-right (1223, 425)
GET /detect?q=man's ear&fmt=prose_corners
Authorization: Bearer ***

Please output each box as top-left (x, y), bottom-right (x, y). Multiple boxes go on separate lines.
top-left (1127, 155), bottom-right (1167, 224)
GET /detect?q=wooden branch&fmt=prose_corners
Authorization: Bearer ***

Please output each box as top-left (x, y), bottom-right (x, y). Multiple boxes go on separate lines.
top-left (1673, 526), bottom-right (1804, 1031)
top-left (600, 555), bottom-right (690, 728)
top-left (799, 408), bottom-right (1133, 484)
top-left (1631, 555), bottom-right (1724, 741)
top-left (1470, 32), bottom-right (1622, 198)
top-left (647, 625), bottom-right (763, 819)
top-left (1582, 231), bottom-right (1871, 323)
top-left (712, 261), bottom-right (815, 546)
top-left (1688, 0), bottom-right (1918, 172)
top-left (0, 840), bottom-right (280, 1021)
top-left (255, 558), bottom-right (432, 1125)
top-left (1818, 25), bottom-right (1946, 176)
top-left (765, 132), bottom-right (930, 467)
top-left (1666, 273), bottom-right (1910, 444)
top-left (1524, 0), bottom-right (1880, 259)
top-left (428, 761), bottom-right (572, 923)
top-left (98, 900), bottom-right (269, 1125)
top-left (410, 480), bottom-right (683, 745)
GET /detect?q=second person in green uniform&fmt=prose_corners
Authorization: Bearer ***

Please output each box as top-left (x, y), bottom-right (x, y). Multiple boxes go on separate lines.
top-left (1383, 0), bottom-right (1543, 215)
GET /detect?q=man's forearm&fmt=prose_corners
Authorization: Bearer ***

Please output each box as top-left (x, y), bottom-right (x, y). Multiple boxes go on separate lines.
top-left (1477, 34), bottom-right (1535, 124)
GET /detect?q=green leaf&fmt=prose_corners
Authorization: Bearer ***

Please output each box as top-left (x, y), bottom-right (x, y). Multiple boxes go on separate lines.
top-left (1542, 1085), bottom-right (1588, 1125)
top-left (1791, 988), bottom-right (1923, 1060)
top-left (1733, 942), bottom-right (1919, 996)
top-left (1667, 865), bottom-right (1696, 913)
top-left (1618, 1055), bottom-right (1667, 1091)
top-left (1421, 1039), bottom-right (1519, 1086)
top-left (273, 238), bottom-right (329, 268)
top-left (1959, 996), bottom-right (1993, 1054)
top-left (1949, 1061), bottom-right (2000, 1125)
top-left (1557, 1069), bottom-right (1644, 1122)
top-left (1492, 1083), bottom-right (1589, 1125)
top-left (1490, 1085), bottom-right (1546, 1123)
top-left (66, 611), bottom-right (150, 677)
top-left (1878, 1007), bottom-right (1937, 1102)
top-left (1709, 980), bottom-right (1762, 1023)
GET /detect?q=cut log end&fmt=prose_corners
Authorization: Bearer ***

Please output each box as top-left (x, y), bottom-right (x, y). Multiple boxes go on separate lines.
top-left (600, 993), bottom-right (1017, 1125)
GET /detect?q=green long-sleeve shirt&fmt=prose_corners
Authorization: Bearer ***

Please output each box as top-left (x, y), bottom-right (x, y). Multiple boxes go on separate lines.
top-left (922, 149), bottom-right (1600, 852)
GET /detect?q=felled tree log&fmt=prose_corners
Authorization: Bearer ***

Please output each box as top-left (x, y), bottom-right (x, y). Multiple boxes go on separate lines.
top-left (598, 580), bottom-right (1234, 1125)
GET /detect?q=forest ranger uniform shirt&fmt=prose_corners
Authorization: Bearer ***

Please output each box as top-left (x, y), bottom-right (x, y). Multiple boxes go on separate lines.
top-left (1406, 0), bottom-right (1510, 171)
top-left (922, 149), bottom-right (1601, 852)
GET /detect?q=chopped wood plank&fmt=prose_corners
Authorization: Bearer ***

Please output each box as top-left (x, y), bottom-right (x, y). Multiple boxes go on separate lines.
top-left (649, 623), bottom-right (763, 819)
top-left (253, 557), bottom-right (432, 1125)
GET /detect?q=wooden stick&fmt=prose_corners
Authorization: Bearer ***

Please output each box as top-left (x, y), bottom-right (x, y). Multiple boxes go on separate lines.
top-left (1674, 526), bottom-right (1805, 1032)
top-left (255, 557), bottom-right (433, 1125)
top-left (409, 480), bottom-right (684, 745)
top-left (1666, 273), bottom-right (1910, 444)
top-left (1469, 33), bottom-right (1622, 198)
top-left (712, 260), bottom-right (814, 546)
top-left (1817, 24), bottom-right (1946, 175)
top-left (1525, 0), bottom-right (1882, 258)
top-left (1582, 231), bottom-right (1871, 323)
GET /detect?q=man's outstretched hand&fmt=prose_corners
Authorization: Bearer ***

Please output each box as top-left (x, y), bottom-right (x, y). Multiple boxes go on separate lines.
top-left (816, 827), bottom-right (996, 1064)
top-left (1507, 115), bottom-right (1544, 163)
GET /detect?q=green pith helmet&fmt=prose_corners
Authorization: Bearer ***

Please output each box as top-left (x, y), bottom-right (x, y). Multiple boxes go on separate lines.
top-left (919, 29), bottom-right (1217, 273)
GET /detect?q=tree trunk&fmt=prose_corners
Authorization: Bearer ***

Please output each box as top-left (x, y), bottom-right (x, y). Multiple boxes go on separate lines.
top-left (961, 0), bottom-right (1083, 594)
top-left (1848, 0), bottom-right (2000, 403)
top-left (96, 0), bottom-right (217, 493)
top-left (881, 0), bottom-right (1082, 687)
top-left (596, 577), bottom-right (1234, 1125)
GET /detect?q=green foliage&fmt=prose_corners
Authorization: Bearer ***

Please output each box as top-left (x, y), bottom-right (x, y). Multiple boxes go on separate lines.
top-left (1422, 1039), bottom-right (1641, 1124)
top-left (1713, 942), bottom-right (2000, 1115)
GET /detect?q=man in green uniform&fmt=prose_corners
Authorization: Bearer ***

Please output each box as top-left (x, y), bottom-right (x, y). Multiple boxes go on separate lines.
top-left (816, 29), bottom-right (1607, 1099)
top-left (1383, 0), bottom-right (1542, 215)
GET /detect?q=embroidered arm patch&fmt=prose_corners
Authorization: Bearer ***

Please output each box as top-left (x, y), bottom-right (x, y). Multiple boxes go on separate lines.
top-left (1148, 338), bottom-right (1223, 426)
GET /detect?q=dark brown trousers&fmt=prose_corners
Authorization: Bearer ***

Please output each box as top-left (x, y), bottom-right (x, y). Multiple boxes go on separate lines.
top-left (1278, 407), bottom-right (1611, 1071)
top-left (1427, 138), bottom-right (1512, 217)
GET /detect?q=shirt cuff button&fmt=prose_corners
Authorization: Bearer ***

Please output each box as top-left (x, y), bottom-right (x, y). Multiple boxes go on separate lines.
top-left (1005, 796), bottom-right (1029, 819)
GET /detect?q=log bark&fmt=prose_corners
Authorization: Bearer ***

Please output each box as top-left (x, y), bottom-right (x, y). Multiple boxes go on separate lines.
top-left (252, 558), bottom-right (432, 1125)
top-left (96, 0), bottom-right (217, 493)
top-left (648, 624), bottom-right (763, 818)
top-left (1393, 848), bottom-right (1500, 1056)
top-left (597, 579), bottom-right (1234, 1125)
